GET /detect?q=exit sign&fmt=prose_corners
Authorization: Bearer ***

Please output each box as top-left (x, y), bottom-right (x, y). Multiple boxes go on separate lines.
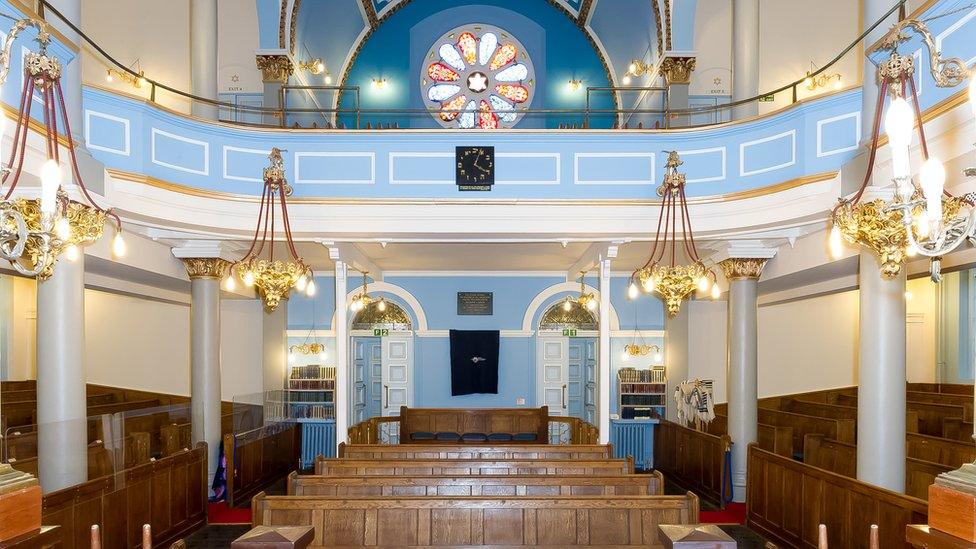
top-left (562, 328), bottom-right (578, 337)
top-left (373, 328), bottom-right (390, 337)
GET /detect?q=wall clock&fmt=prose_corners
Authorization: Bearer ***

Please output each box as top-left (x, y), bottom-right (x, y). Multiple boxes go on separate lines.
top-left (456, 146), bottom-right (495, 190)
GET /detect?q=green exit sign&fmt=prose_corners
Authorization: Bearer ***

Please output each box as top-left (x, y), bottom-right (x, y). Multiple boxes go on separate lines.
top-left (562, 329), bottom-right (578, 337)
top-left (758, 94), bottom-right (776, 102)
top-left (373, 328), bottom-right (390, 337)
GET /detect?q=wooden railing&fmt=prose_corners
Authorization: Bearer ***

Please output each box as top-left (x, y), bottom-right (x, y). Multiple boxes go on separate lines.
top-left (346, 414), bottom-right (599, 445)
top-left (223, 422), bottom-right (300, 507)
top-left (653, 419), bottom-right (731, 509)
top-left (747, 444), bottom-right (928, 549)
top-left (41, 443), bottom-right (207, 549)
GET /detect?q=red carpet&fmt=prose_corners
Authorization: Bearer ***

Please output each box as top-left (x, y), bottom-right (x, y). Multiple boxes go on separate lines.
top-left (700, 502), bottom-right (746, 525)
top-left (208, 502), bottom-right (252, 525)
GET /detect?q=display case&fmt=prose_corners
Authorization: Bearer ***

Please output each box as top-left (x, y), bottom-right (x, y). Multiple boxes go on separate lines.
top-left (617, 366), bottom-right (667, 419)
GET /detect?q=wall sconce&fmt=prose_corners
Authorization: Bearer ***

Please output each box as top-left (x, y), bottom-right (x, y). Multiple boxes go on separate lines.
top-left (105, 68), bottom-right (146, 88)
top-left (370, 77), bottom-right (388, 91)
top-left (803, 62), bottom-right (842, 91)
top-left (300, 57), bottom-right (332, 84)
top-left (567, 79), bottom-right (583, 92)
top-left (620, 343), bottom-right (663, 363)
top-left (622, 59), bottom-right (651, 86)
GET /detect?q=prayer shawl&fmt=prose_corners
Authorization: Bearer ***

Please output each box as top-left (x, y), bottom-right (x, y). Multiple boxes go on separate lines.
top-left (449, 329), bottom-right (500, 396)
top-left (674, 379), bottom-right (716, 427)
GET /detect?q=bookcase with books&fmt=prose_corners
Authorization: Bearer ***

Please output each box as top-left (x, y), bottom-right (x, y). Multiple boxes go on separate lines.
top-left (266, 364), bottom-right (336, 422)
top-left (617, 366), bottom-right (667, 419)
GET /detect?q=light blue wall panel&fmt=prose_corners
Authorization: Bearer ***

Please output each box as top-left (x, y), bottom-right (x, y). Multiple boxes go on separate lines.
top-left (415, 335), bottom-right (534, 407)
top-left (288, 276), bottom-right (337, 330)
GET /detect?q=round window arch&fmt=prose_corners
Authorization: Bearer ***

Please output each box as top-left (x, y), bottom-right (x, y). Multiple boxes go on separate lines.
top-left (351, 300), bottom-right (413, 331)
top-left (538, 300), bottom-right (598, 331)
top-left (421, 23), bottom-right (535, 129)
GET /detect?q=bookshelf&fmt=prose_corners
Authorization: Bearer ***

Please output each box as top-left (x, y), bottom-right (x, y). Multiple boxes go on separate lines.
top-left (266, 364), bottom-right (336, 422)
top-left (617, 366), bottom-right (667, 419)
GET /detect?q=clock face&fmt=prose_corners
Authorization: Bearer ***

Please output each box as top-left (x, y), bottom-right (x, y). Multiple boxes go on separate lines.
top-left (456, 146), bottom-right (495, 188)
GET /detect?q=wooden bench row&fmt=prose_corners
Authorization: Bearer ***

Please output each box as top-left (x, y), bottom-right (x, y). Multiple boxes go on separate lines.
top-left (337, 442), bottom-right (614, 460)
top-left (313, 456), bottom-right (636, 477)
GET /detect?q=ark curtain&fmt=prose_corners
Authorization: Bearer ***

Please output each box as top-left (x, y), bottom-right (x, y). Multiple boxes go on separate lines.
top-left (449, 329), bottom-right (500, 396)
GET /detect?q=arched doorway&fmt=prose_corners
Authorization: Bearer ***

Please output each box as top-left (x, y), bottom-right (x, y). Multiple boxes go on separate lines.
top-left (536, 300), bottom-right (597, 422)
top-left (349, 300), bottom-right (413, 423)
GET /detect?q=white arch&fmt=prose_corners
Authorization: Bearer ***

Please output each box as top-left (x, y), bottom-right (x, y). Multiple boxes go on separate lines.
top-left (521, 281), bottom-right (620, 332)
top-left (330, 280), bottom-right (429, 332)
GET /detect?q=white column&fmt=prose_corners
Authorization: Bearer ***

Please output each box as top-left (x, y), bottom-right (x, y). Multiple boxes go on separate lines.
top-left (862, 0), bottom-right (899, 142)
top-left (731, 0), bottom-right (759, 120)
top-left (262, 299), bottom-right (288, 393)
top-left (720, 257), bottom-right (767, 503)
top-left (190, 0), bottom-right (219, 120)
top-left (334, 261), bottom-right (349, 446)
top-left (180, 258), bottom-right (229, 492)
top-left (857, 251), bottom-right (906, 492)
top-left (36, 253), bottom-right (87, 493)
top-left (46, 0), bottom-right (83, 137)
top-left (597, 258), bottom-right (611, 443)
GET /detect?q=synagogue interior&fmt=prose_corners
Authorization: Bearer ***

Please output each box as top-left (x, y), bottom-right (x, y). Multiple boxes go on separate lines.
top-left (0, 0), bottom-right (975, 547)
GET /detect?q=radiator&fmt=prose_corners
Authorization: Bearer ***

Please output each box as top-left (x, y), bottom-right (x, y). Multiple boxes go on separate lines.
top-left (610, 419), bottom-right (656, 470)
top-left (300, 420), bottom-right (336, 469)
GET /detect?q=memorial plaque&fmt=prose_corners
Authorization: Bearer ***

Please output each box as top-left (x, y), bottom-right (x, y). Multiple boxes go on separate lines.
top-left (457, 292), bottom-right (493, 315)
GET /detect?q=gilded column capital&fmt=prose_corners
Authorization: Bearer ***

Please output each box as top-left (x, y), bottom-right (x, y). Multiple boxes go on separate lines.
top-left (181, 258), bottom-right (232, 280)
top-left (719, 257), bottom-right (768, 281)
top-left (660, 56), bottom-right (696, 86)
top-left (255, 54), bottom-right (293, 84)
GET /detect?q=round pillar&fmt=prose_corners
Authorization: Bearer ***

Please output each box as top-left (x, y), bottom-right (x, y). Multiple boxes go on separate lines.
top-left (731, 0), bottom-right (760, 120)
top-left (190, 0), bottom-right (219, 119)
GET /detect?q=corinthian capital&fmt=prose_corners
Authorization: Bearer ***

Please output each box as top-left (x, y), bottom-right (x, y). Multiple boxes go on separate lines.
top-left (660, 56), bottom-right (697, 86)
top-left (256, 54), bottom-right (293, 84)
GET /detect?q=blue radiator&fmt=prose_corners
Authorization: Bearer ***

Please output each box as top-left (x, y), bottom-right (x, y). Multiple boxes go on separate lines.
top-left (300, 419), bottom-right (336, 469)
top-left (609, 419), bottom-right (658, 470)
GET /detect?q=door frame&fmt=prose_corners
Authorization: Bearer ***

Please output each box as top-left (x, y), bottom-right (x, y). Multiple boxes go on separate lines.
top-left (348, 329), bottom-right (414, 421)
top-left (535, 330), bottom-right (598, 417)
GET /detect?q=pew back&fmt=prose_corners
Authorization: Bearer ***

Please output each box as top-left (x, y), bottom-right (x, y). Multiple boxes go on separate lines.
top-left (653, 420), bottom-right (730, 508)
top-left (313, 457), bottom-right (635, 476)
top-left (758, 408), bottom-right (855, 454)
top-left (833, 395), bottom-right (963, 437)
top-left (399, 406), bottom-right (549, 443)
top-left (337, 443), bottom-right (612, 460)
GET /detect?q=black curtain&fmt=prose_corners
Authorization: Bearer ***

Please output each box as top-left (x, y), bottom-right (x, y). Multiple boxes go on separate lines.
top-left (449, 329), bottom-right (500, 396)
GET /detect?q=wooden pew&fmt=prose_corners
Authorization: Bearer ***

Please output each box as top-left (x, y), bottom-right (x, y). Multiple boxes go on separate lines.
top-left (337, 443), bottom-right (612, 460)
top-left (748, 444), bottom-right (928, 549)
top-left (758, 408), bottom-right (855, 455)
top-left (653, 420), bottom-right (730, 508)
top-left (906, 391), bottom-right (973, 421)
top-left (399, 405), bottom-right (549, 443)
top-left (709, 414), bottom-right (794, 457)
top-left (942, 417), bottom-right (974, 442)
top-left (907, 382), bottom-right (973, 396)
top-left (313, 457), bottom-right (635, 476)
top-left (906, 432), bottom-right (976, 468)
top-left (906, 457), bottom-right (952, 501)
top-left (785, 399), bottom-right (920, 433)
top-left (287, 471), bottom-right (665, 496)
top-left (251, 491), bottom-right (700, 547)
top-left (834, 394), bottom-right (964, 437)
top-left (223, 422), bottom-right (301, 507)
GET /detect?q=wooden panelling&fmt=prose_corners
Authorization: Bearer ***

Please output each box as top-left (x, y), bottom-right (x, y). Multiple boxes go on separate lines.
top-left (288, 472), bottom-right (664, 497)
top-left (40, 444), bottom-right (206, 549)
top-left (748, 444), bottom-right (927, 549)
top-left (399, 406), bottom-right (550, 444)
top-left (906, 392), bottom-right (973, 421)
top-left (906, 433), bottom-right (976, 468)
top-left (942, 417), bottom-right (974, 442)
top-left (785, 399), bottom-right (920, 434)
top-left (653, 420), bottom-right (730, 508)
top-left (708, 414), bottom-right (793, 457)
top-left (224, 423), bottom-right (300, 507)
top-left (833, 395), bottom-right (964, 437)
top-left (313, 457), bottom-right (635, 477)
top-left (758, 408), bottom-right (855, 455)
top-left (252, 492), bottom-right (700, 547)
top-left (337, 443), bottom-right (612, 460)
top-left (907, 383), bottom-right (974, 396)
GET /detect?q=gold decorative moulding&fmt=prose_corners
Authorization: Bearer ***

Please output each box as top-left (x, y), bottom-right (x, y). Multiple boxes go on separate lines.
top-left (11, 198), bottom-right (105, 280)
top-left (239, 258), bottom-right (306, 311)
top-left (181, 257), bottom-right (232, 280)
top-left (719, 258), bottom-right (768, 281)
top-left (638, 263), bottom-right (705, 318)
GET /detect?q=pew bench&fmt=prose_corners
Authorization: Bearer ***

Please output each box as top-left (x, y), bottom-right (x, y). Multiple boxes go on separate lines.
top-left (313, 457), bottom-right (635, 476)
top-left (336, 443), bottom-right (612, 460)
top-left (288, 471), bottom-right (664, 496)
top-left (251, 492), bottom-right (700, 547)
top-left (399, 406), bottom-right (549, 444)
top-left (758, 408), bottom-right (855, 456)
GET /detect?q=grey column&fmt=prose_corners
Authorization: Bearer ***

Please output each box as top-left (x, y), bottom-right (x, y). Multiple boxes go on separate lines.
top-left (857, 251), bottom-right (906, 492)
top-left (731, 0), bottom-right (759, 120)
top-left (190, 0), bottom-right (219, 120)
top-left (720, 258), bottom-right (766, 503)
top-left (36, 252), bottom-right (87, 493)
top-left (861, 0), bottom-right (899, 141)
top-left (263, 298), bottom-right (288, 393)
top-left (181, 258), bottom-right (229, 491)
top-left (46, 0), bottom-right (83, 138)
top-left (334, 261), bottom-right (348, 445)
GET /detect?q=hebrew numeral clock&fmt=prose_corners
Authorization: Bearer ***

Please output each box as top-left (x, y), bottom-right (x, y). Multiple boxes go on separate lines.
top-left (456, 146), bottom-right (494, 191)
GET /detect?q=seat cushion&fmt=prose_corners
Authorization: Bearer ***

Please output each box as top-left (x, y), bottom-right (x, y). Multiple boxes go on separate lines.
top-left (513, 432), bottom-right (538, 442)
top-left (461, 432), bottom-right (488, 442)
top-left (410, 431), bottom-right (435, 441)
top-left (487, 432), bottom-right (513, 442)
top-left (435, 431), bottom-right (461, 441)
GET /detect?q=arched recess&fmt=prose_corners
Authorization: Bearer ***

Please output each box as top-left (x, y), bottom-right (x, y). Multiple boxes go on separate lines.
top-left (351, 300), bottom-right (413, 331)
top-left (538, 301), bottom-right (598, 331)
top-left (330, 280), bottom-right (429, 331)
top-left (522, 281), bottom-right (620, 332)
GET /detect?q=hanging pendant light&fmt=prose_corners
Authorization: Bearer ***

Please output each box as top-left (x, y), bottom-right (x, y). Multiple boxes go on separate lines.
top-left (0, 21), bottom-right (122, 278)
top-left (349, 270), bottom-right (374, 311)
top-left (574, 270), bottom-right (598, 312)
top-left (233, 147), bottom-right (311, 311)
top-left (632, 151), bottom-right (718, 318)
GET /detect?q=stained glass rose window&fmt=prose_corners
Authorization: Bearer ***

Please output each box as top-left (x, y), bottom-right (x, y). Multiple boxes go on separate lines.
top-left (421, 24), bottom-right (535, 129)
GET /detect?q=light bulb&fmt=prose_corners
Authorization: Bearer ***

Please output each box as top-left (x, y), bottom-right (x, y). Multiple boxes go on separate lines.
top-left (653, 352), bottom-right (663, 363)
top-left (628, 62), bottom-right (637, 73)
top-left (641, 276), bottom-right (655, 293)
top-left (350, 299), bottom-right (362, 312)
top-left (585, 298), bottom-right (597, 311)
top-left (803, 76), bottom-right (813, 89)
top-left (885, 97), bottom-right (914, 151)
top-left (562, 299), bottom-right (572, 312)
top-left (622, 74), bottom-right (632, 86)
top-left (906, 243), bottom-right (918, 258)
top-left (833, 78), bottom-right (842, 90)
top-left (905, 290), bottom-right (914, 301)
top-left (318, 350), bottom-right (327, 361)
top-left (112, 231), bottom-right (126, 258)
top-left (621, 350), bottom-right (630, 361)
top-left (915, 211), bottom-right (931, 239)
top-left (105, 70), bottom-right (113, 83)
top-left (697, 276), bottom-right (709, 292)
top-left (891, 145), bottom-right (911, 180)
top-left (627, 282), bottom-right (639, 300)
top-left (40, 159), bottom-right (62, 214)
top-left (65, 244), bottom-right (79, 261)
top-left (296, 275), bottom-right (307, 292)
top-left (223, 276), bottom-right (236, 291)
top-left (288, 351), bottom-right (296, 364)
top-left (305, 278), bottom-right (316, 297)
top-left (315, 61), bottom-right (325, 73)
top-left (829, 224), bottom-right (844, 259)
top-left (242, 270), bottom-right (255, 287)
top-left (324, 74), bottom-right (333, 85)
top-left (711, 283), bottom-right (721, 299)
top-left (377, 299), bottom-right (387, 312)
top-left (55, 217), bottom-right (71, 240)
top-left (919, 156), bottom-right (945, 224)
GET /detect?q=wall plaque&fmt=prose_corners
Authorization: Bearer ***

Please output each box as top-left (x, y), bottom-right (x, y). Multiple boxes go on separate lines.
top-left (457, 292), bottom-right (493, 315)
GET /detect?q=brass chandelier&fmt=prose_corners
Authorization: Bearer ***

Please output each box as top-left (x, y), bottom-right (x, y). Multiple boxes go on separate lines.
top-left (233, 147), bottom-right (313, 311)
top-left (561, 270), bottom-right (598, 312)
top-left (631, 151), bottom-right (718, 318)
top-left (829, 18), bottom-right (974, 281)
top-left (349, 270), bottom-right (386, 312)
top-left (0, 18), bottom-right (124, 279)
